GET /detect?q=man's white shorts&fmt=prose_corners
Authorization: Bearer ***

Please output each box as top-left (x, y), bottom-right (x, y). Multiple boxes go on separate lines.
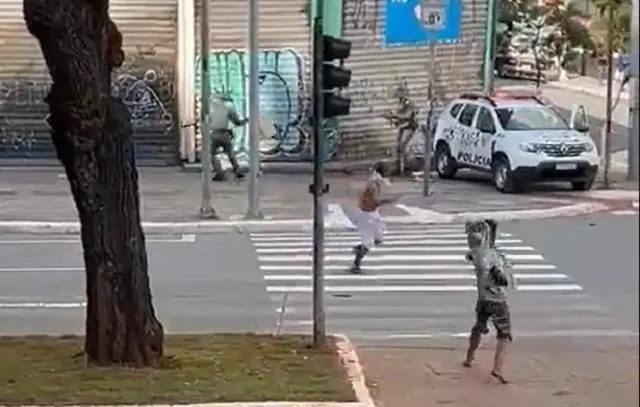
top-left (354, 208), bottom-right (384, 248)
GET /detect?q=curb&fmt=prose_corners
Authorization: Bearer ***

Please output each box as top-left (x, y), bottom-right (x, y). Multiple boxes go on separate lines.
top-left (0, 202), bottom-right (613, 234)
top-left (333, 334), bottom-right (376, 407)
top-left (381, 202), bottom-right (610, 224)
top-left (14, 403), bottom-right (365, 407)
top-left (0, 219), bottom-right (311, 235)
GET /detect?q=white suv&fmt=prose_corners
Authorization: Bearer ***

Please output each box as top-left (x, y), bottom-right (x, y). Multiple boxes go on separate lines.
top-left (432, 91), bottom-right (599, 193)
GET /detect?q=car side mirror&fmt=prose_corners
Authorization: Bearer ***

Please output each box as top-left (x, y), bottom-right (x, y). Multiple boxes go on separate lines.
top-left (574, 124), bottom-right (589, 133)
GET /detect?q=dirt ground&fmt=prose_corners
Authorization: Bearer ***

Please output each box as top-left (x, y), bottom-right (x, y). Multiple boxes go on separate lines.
top-left (358, 337), bottom-right (638, 407)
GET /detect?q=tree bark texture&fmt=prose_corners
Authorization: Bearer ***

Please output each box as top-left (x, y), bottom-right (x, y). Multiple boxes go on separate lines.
top-left (23, 0), bottom-right (164, 366)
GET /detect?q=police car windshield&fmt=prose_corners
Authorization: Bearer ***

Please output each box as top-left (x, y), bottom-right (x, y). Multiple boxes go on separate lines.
top-left (495, 106), bottom-right (569, 131)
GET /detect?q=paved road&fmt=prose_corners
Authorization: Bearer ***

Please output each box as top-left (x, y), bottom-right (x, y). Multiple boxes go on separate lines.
top-left (0, 233), bottom-right (272, 335)
top-left (501, 213), bottom-right (639, 332)
top-left (496, 78), bottom-right (629, 154)
top-left (250, 223), bottom-right (635, 346)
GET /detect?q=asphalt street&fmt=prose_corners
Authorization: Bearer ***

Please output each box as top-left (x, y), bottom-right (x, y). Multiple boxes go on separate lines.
top-left (2, 215), bottom-right (636, 346)
top-left (0, 232), bottom-right (272, 335)
top-left (501, 213), bottom-right (639, 332)
top-left (496, 78), bottom-right (629, 154)
top-left (251, 222), bottom-right (637, 346)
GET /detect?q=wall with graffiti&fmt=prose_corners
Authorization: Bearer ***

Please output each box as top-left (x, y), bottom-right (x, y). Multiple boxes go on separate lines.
top-left (0, 0), bottom-right (179, 165)
top-left (195, 48), bottom-right (340, 162)
top-left (0, 62), bottom-right (177, 164)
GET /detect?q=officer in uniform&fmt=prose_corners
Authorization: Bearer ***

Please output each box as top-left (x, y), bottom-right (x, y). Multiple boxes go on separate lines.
top-left (209, 94), bottom-right (248, 181)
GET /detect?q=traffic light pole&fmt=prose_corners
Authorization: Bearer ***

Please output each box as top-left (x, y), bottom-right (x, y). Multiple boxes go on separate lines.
top-left (311, 11), bottom-right (327, 347)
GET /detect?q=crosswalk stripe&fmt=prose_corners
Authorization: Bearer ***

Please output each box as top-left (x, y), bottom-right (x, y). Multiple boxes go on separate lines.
top-left (253, 238), bottom-right (524, 247)
top-left (275, 301), bottom-right (606, 315)
top-left (264, 273), bottom-right (569, 281)
top-left (256, 245), bottom-right (535, 254)
top-left (259, 263), bottom-right (557, 271)
top-left (258, 253), bottom-right (545, 262)
top-left (250, 232), bottom-right (514, 240)
top-left (266, 284), bottom-right (583, 292)
top-left (611, 210), bottom-right (637, 215)
top-left (250, 228), bottom-right (477, 238)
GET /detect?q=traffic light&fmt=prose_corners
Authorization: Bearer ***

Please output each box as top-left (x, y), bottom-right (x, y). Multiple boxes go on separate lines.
top-left (321, 35), bottom-right (352, 117)
top-left (313, 30), bottom-right (352, 119)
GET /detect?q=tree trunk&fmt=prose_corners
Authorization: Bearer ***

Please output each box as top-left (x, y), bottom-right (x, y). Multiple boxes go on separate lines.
top-left (24, 0), bottom-right (164, 366)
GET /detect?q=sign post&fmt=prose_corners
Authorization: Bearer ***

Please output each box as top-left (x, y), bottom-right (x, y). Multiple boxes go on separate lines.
top-left (421, 7), bottom-right (445, 197)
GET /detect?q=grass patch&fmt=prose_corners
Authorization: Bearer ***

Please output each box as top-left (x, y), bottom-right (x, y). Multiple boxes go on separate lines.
top-left (0, 334), bottom-right (356, 406)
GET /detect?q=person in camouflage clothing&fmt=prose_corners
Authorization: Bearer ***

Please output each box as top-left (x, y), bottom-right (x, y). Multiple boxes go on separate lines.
top-left (462, 219), bottom-right (515, 384)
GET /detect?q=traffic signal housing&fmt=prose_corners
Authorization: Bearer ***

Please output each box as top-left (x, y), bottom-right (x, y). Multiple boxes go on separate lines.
top-left (319, 35), bottom-right (352, 118)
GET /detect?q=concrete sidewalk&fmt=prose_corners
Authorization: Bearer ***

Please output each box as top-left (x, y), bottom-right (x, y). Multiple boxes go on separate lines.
top-left (552, 76), bottom-right (630, 101)
top-left (0, 168), bottom-right (425, 223)
top-left (0, 168), bottom-right (619, 234)
top-left (359, 338), bottom-right (638, 407)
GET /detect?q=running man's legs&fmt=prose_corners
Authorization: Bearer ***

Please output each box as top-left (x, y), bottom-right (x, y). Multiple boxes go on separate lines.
top-left (350, 210), bottom-right (381, 272)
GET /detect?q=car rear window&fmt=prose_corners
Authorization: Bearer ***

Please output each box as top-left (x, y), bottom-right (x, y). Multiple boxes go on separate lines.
top-left (495, 106), bottom-right (569, 131)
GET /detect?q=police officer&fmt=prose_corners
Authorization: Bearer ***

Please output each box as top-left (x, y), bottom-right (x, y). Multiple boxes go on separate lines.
top-left (209, 94), bottom-right (248, 181)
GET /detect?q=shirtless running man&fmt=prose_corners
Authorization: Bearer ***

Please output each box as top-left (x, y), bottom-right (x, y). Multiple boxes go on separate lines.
top-left (349, 162), bottom-right (396, 273)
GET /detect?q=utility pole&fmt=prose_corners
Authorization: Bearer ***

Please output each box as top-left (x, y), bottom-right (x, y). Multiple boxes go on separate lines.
top-left (423, 30), bottom-right (436, 197)
top-left (198, 0), bottom-right (217, 218)
top-left (603, 5), bottom-right (615, 188)
top-left (311, 0), bottom-right (352, 347)
top-left (483, 0), bottom-right (498, 94)
top-left (246, 0), bottom-right (262, 218)
top-left (628, 0), bottom-right (639, 181)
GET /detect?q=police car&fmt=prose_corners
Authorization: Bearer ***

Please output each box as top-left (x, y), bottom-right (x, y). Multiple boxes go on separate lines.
top-left (432, 91), bottom-right (599, 193)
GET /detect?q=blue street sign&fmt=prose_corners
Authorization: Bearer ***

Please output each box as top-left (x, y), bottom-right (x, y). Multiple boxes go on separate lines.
top-left (384, 0), bottom-right (462, 46)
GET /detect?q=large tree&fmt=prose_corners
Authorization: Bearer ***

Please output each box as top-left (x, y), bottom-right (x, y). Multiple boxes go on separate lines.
top-left (23, 0), bottom-right (164, 366)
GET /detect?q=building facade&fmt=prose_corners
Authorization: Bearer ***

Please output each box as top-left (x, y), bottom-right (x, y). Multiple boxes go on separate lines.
top-left (0, 0), bottom-right (488, 166)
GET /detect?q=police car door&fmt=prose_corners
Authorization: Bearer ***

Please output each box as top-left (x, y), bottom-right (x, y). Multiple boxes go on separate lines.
top-left (473, 107), bottom-right (497, 169)
top-left (453, 103), bottom-right (481, 167)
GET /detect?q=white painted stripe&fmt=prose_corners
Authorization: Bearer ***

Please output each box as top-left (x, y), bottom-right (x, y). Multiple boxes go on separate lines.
top-left (0, 233), bottom-right (196, 244)
top-left (325, 203), bottom-right (356, 229)
top-left (180, 233), bottom-right (197, 242)
top-left (0, 267), bottom-right (84, 272)
top-left (258, 253), bottom-right (545, 262)
top-left (385, 330), bottom-right (639, 339)
top-left (516, 284), bottom-right (583, 291)
top-left (253, 238), bottom-right (524, 247)
top-left (0, 302), bottom-right (86, 309)
top-left (611, 210), bottom-right (637, 215)
top-left (251, 234), bottom-right (473, 242)
top-left (250, 228), bottom-right (477, 238)
top-left (251, 231), bottom-right (513, 239)
top-left (264, 273), bottom-right (569, 281)
top-left (275, 302), bottom-right (605, 314)
top-left (256, 245), bottom-right (535, 254)
top-left (259, 263), bottom-right (557, 271)
top-left (266, 284), bottom-right (581, 292)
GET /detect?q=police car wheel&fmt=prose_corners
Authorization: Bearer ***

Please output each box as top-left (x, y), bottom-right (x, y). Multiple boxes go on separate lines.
top-left (492, 157), bottom-right (520, 193)
top-left (571, 177), bottom-right (595, 191)
top-left (435, 143), bottom-right (457, 179)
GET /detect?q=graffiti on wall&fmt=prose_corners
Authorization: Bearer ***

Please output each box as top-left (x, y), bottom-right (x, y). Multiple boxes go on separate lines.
top-left (0, 61), bottom-right (175, 161)
top-left (196, 48), bottom-right (340, 162)
top-left (111, 67), bottom-right (174, 139)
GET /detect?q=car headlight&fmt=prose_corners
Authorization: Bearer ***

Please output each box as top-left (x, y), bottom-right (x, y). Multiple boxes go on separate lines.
top-left (582, 143), bottom-right (596, 153)
top-left (519, 143), bottom-right (543, 153)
